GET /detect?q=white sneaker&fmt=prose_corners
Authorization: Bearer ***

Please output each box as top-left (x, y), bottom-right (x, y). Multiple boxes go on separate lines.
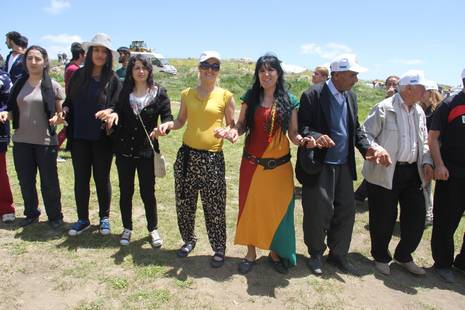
top-left (149, 229), bottom-right (163, 248)
top-left (120, 228), bottom-right (132, 246)
top-left (2, 213), bottom-right (15, 223)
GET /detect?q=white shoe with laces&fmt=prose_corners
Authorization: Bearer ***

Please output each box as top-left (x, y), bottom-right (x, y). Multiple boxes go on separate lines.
top-left (149, 229), bottom-right (163, 248)
top-left (120, 228), bottom-right (132, 246)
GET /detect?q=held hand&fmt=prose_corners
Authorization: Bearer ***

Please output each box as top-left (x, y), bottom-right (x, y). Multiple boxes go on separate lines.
top-left (423, 164), bottom-right (434, 182)
top-left (300, 136), bottom-right (317, 148)
top-left (366, 147), bottom-right (392, 166)
top-left (0, 111), bottom-right (8, 123)
top-left (95, 108), bottom-right (113, 121)
top-left (434, 164), bottom-right (449, 181)
top-left (315, 135), bottom-right (335, 148)
top-left (227, 128), bottom-right (239, 144)
top-left (214, 127), bottom-right (229, 139)
top-left (151, 121), bottom-right (173, 139)
top-left (49, 114), bottom-right (63, 126)
top-left (106, 113), bottom-right (118, 130)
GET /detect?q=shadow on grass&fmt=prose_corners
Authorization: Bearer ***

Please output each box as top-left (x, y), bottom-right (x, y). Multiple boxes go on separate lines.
top-left (12, 219), bottom-right (68, 241)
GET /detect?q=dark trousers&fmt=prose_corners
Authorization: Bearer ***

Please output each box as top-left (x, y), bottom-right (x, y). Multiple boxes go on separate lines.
top-left (12, 142), bottom-right (62, 221)
top-left (174, 146), bottom-right (227, 253)
top-left (116, 154), bottom-right (157, 232)
top-left (431, 177), bottom-right (465, 268)
top-left (71, 138), bottom-right (113, 221)
top-left (367, 163), bottom-right (425, 263)
top-left (302, 164), bottom-right (355, 257)
top-left (355, 179), bottom-right (368, 201)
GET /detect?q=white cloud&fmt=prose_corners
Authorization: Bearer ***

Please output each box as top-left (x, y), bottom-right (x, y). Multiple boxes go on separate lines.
top-left (42, 34), bottom-right (82, 45)
top-left (300, 42), bottom-right (353, 60)
top-left (43, 0), bottom-right (71, 15)
top-left (388, 58), bottom-right (423, 65)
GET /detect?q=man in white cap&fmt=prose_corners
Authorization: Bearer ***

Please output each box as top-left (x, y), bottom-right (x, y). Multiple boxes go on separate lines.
top-left (297, 54), bottom-right (378, 275)
top-left (429, 68), bottom-right (465, 283)
top-left (361, 70), bottom-right (434, 276)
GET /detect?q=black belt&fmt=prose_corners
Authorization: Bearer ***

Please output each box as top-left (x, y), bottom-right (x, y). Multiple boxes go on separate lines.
top-left (243, 151), bottom-right (291, 170)
top-left (396, 161), bottom-right (416, 166)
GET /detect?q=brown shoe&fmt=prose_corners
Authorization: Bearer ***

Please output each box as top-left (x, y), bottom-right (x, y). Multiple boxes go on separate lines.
top-left (397, 261), bottom-right (425, 275)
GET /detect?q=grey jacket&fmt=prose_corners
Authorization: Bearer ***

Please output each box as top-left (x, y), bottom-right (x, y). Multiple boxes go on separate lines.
top-left (361, 93), bottom-right (433, 190)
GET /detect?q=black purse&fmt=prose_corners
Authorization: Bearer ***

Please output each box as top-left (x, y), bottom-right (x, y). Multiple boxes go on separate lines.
top-left (298, 147), bottom-right (323, 175)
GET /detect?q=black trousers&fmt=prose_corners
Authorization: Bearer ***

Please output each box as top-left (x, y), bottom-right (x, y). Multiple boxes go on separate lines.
top-left (13, 142), bottom-right (63, 221)
top-left (116, 154), bottom-right (157, 232)
top-left (431, 177), bottom-right (465, 268)
top-left (367, 163), bottom-right (425, 263)
top-left (71, 138), bottom-right (113, 221)
top-left (302, 164), bottom-right (355, 257)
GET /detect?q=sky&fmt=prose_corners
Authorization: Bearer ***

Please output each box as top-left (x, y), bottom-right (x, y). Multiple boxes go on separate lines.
top-left (1, 0), bottom-right (464, 86)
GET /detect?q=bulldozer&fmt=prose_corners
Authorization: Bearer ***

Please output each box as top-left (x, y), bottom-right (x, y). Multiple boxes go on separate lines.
top-left (129, 41), bottom-right (152, 53)
top-left (128, 41), bottom-right (177, 75)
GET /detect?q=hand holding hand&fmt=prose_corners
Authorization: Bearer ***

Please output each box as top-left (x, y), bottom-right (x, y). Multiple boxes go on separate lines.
top-left (366, 147), bottom-right (392, 166)
top-left (315, 135), bottom-right (335, 148)
top-left (151, 121), bottom-right (173, 139)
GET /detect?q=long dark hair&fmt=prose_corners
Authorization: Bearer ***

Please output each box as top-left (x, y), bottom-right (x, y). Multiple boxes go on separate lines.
top-left (80, 45), bottom-right (114, 91)
top-left (244, 53), bottom-right (291, 136)
top-left (24, 45), bottom-right (53, 91)
top-left (120, 54), bottom-right (155, 97)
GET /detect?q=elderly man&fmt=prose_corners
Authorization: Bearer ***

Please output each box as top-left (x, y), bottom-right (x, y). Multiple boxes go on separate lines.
top-left (297, 54), bottom-right (378, 275)
top-left (429, 68), bottom-right (465, 283)
top-left (362, 70), bottom-right (433, 276)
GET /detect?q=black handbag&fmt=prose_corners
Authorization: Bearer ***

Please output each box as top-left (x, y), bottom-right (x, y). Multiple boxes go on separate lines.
top-left (298, 147), bottom-right (323, 175)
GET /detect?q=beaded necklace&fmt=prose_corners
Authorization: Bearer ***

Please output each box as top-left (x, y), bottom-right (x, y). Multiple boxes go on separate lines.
top-left (267, 100), bottom-right (276, 144)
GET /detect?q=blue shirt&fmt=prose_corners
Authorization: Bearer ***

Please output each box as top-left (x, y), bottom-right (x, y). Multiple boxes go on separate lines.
top-left (324, 80), bottom-right (349, 164)
top-left (73, 78), bottom-right (104, 141)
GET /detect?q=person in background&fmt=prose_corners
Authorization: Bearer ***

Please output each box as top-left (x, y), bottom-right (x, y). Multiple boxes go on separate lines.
top-left (106, 54), bottom-right (173, 247)
top-left (229, 54), bottom-right (315, 274)
top-left (0, 69), bottom-right (15, 223)
top-left (362, 70), bottom-right (433, 276)
top-left (0, 46), bottom-right (64, 229)
top-left (63, 33), bottom-right (122, 237)
top-left (355, 75), bottom-right (400, 203)
top-left (311, 66), bottom-right (329, 85)
top-left (429, 68), bottom-right (465, 283)
top-left (4, 31), bottom-right (27, 83)
top-left (420, 80), bottom-right (443, 226)
top-left (116, 47), bottom-right (130, 81)
top-left (154, 51), bottom-right (235, 268)
top-left (56, 42), bottom-right (86, 162)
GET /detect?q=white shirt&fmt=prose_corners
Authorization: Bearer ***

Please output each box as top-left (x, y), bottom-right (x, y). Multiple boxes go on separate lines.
top-left (327, 79), bottom-right (347, 105)
top-left (7, 53), bottom-right (19, 73)
top-left (396, 96), bottom-right (418, 163)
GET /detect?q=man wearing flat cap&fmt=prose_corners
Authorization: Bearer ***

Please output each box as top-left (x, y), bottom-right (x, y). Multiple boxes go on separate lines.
top-left (297, 54), bottom-right (377, 275)
top-left (362, 70), bottom-right (433, 276)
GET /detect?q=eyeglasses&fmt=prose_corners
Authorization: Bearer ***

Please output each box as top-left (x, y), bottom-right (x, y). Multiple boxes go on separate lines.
top-left (199, 62), bottom-right (220, 72)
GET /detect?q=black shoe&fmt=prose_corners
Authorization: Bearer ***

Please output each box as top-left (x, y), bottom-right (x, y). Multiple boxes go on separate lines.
top-left (49, 218), bottom-right (64, 230)
top-left (268, 255), bottom-right (288, 274)
top-left (327, 255), bottom-right (359, 276)
top-left (18, 216), bottom-right (39, 227)
top-left (307, 255), bottom-right (323, 275)
top-left (176, 242), bottom-right (195, 258)
top-left (238, 259), bottom-right (255, 274)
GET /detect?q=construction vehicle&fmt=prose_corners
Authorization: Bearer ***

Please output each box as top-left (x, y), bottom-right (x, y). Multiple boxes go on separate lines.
top-left (129, 41), bottom-right (177, 75)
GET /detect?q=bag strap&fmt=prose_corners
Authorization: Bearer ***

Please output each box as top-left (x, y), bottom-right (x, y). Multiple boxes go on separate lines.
top-left (136, 93), bottom-right (159, 154)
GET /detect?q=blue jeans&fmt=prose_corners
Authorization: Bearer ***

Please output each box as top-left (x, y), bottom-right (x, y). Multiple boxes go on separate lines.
top-left (13, 142), bottom-right (62, 221)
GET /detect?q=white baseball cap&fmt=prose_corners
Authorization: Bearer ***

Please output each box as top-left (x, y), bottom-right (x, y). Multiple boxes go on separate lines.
top-left (199, 51), bottom-right (221, 63)
top-left (330, 54), bottom-right (367, 73)
top-left (424, 80), bottom-right (438, 91)
top-left (398, 70), bottom-right (427, 86)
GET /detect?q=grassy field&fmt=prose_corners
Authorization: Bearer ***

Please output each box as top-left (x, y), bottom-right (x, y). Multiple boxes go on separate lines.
top-left (1, 60), bottom-right (464, 309)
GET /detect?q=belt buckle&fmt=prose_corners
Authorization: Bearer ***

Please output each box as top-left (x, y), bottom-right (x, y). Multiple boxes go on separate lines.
top-left (266, 159), bottom-right (277, 169)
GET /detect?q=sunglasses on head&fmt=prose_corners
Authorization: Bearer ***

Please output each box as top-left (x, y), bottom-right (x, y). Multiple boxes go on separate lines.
top-left (199, 62), bottom-right (220, 71)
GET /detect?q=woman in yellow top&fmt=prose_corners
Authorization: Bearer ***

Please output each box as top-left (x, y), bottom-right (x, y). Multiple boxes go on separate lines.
top-left (154, 51), bottom-right (235, 268)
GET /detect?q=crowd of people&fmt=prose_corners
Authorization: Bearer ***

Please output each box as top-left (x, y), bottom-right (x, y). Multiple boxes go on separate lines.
top-left (0, 31), bottom-right (465, 284)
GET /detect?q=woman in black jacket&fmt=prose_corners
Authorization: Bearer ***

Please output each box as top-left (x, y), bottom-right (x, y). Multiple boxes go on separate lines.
top-left (62, 33), bottom-right (122, 237)
top-left (106, 54), bottom-right (173, 247)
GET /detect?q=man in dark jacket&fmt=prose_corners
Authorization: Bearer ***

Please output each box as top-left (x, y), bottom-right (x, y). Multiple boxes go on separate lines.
top-left (297, 54), bottom-right (381, 275)
top-left (4, 31), bottom-right (27, 83)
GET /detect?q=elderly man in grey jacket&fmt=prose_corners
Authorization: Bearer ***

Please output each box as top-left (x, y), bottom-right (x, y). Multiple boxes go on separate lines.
top-left (361, 70), bottom-right (434, 276)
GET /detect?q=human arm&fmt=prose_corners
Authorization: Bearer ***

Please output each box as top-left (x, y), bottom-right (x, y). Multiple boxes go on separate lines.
top-left (151, 96), bottom-right (187, 139)
top-left (214, 96), bottom-right (236, 142)
top-left (429, 130), bottom-right (448, 180)
top-left (49, 81), bottom-right (65, 125)
top-left (361, 103), bottom-right (392, 166)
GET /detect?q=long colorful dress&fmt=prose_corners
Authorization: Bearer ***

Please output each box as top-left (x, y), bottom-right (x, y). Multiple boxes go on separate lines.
top-left (235, 93), bottom-right (298, 266)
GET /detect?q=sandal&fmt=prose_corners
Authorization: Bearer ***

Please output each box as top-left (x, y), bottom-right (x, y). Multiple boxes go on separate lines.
top-left (268, 254), bottom-right (288, 274)
top-left (176, 242), bottom-right (195, 258)
top-left (238, 259), bottom-right (255, 274)
top-left (210, 252), bottom-right (225, 268)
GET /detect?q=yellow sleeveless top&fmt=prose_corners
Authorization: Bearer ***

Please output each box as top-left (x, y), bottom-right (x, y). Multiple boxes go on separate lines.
top-left (181, 87), bottom-right (233, 152)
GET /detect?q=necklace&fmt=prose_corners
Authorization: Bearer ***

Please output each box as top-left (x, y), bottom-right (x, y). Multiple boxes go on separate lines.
top-left (267, 100), bottom-right (276, 144)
